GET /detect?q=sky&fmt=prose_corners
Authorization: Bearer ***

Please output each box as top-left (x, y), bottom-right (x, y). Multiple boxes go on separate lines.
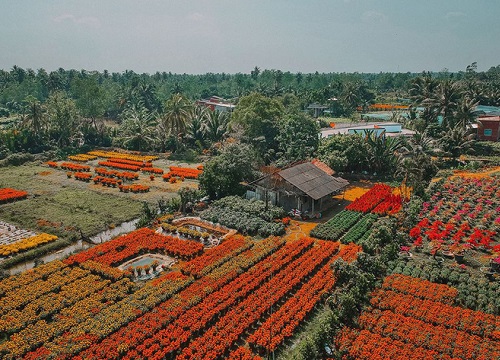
top-left (1, 0), bottom-right (499, 74)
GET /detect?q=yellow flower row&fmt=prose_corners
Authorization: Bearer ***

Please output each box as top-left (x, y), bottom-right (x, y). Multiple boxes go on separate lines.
top-left (0, 233), bottom-right (58, 256)
top-left (0, 261), bottom-right (67, 297)
top-left (0, 277), bottom-right (134, 359)
top-left (0, 274), bottom-right (109, 334)
top-left (88, 150), bottom-right (159, 162)
top-left (68, 154), bottom-right (97, 162)
top-left (41, 273), bottom-right (191, 358)
top-left (0, 266), bottom-right (90, 316)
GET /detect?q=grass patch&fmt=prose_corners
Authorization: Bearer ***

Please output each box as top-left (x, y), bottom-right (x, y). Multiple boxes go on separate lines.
top-left (0, 163), bottom-right (143, 238)
top-left (278, 305), bottom-right (335, 360)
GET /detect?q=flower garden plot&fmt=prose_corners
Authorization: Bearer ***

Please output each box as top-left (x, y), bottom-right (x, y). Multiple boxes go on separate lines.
top-left (0, 229), bottom-right (361, 359)
top-left (78, 237), bottom-right (286, 360)
top-left (345, 183), bottom-right (392, 213)
top-left (248, 244), bottom-right (361, 353)
top-left (65, 228), bottom-right (204, 266)
top-left (409, 176), bottom-right (500, 262)
top-left (88, 150), bottom-right (158, 163)
top-left (310, 210), bottom-right (363, 240)
top-left (163, 166), bottom-right (202, 180)
top-left (335, 274), bottom-right (500, 360)
top-left (0, 188), bottom-right (28, 204)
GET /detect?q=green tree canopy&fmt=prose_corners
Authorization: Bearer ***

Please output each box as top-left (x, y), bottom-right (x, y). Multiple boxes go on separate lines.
top-left (230, 93), bottom-right (284, 162)
top-left (199, 142), bottom-right (258, 199)
top-left (276, 113), bottom-right (319, 163)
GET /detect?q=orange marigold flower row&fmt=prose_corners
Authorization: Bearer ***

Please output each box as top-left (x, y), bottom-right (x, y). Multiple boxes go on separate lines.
top-left (0, 187), bottom-right (28, 204)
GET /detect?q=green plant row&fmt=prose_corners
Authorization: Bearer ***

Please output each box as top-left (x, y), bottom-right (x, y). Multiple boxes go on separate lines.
top-left (200, 207), bottom-right (285, 237)
top-left (339, 213), bottom-right (378, 244)
top-left (388, 258), bottom-right (500, 315)
top-left (310, 210), bottom-right (362, 240)
top-left (210, 196), bottom-right (286, 222)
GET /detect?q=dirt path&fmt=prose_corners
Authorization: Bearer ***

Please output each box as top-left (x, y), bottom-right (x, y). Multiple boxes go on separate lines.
top-left (284, 220), bottom-right (319, 241)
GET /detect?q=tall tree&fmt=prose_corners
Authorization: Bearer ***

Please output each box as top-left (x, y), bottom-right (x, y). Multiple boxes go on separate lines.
top-left (276, 113), bottom-right (319, 163)
top-left (202, 109), bottom-right (230, 144)
top-left (199, 143), bottom-right (258, 199)
top-left (230, 92), bottom-right (284, 162)
top-left (160, 94), bottom-right (192, 139)
top-left (119, 103), bottom-right (156, 151)
top-left (45, 92), bottom-right (81, 147)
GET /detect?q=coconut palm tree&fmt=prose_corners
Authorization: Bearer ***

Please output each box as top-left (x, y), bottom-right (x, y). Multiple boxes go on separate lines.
top-left (120, 103), bottom-right (156, 151)
top-left (21, 96), bottom-right (46, 138)
top-left (203, 109), bottom-right (230, 144)
top-left (455, 97), bottom-right (479, 130)
top-left (365, 130), bottom-right (404, 175)
top-left (161, 94), bottom-right (192, 138)
top-left (185, 105), bottom-right (208, 148)
top-left (423, 79), bottom-right (460, 128)
top-left (439, 124), bottom-right (475, 160)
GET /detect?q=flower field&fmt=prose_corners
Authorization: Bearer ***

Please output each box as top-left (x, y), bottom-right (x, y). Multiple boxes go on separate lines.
top-left (335, 274), bottom-right (500, 360)
top-left (409, 176), bottom-right (499, 260)
top-left (0, 227), bottom-right (360, 359)
top-left (0, 188), bottom-right (28, 204)
top-left (310, 183), bottom-right (403, 242)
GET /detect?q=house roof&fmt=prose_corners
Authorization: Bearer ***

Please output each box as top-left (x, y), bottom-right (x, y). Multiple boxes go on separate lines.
top-left (278, 162), bottom-right (349, 200)
top-left (311, 158), bottom-right (335, 175)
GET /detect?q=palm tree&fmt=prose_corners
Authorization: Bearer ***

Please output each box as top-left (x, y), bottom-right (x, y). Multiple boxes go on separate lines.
top-left (185, 105), bottom-right (208, 148)
top-left (161, 94), bottom-right (192, 135)
top-left (203, 110), bottom-right (230, 143)
top-left (120, 104), bottom-right (156, 151)
top-left (455, 97), bottom-right (479, 130)
top-left (423, 80), bottom-right (460, 128)
top-left (439, 124), bottom-right (475, 160)
top-left (409, 74), bottom-right (438, 106)
top-left (21, 96), bottom-right (46, 140)
top-left (365, 130), bottom-right (404, 175)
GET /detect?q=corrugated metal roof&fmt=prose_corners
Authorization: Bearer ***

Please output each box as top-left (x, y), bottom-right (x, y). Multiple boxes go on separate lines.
top-left (278, 162), bottom-right (349, 200)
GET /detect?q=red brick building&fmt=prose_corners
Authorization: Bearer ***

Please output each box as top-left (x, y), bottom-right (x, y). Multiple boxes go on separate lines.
top-left (477, 116), bottom-right (500, 141)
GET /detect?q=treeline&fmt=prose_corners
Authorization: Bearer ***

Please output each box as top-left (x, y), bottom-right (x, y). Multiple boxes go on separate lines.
top-left (2, 63), bottom-right (500, 119)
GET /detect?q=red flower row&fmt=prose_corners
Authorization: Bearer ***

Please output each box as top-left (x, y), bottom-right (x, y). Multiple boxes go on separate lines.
top-left (174, 241), bottom-right (340, 360)
top-left (60, 162), bottom-right (91, 172)
top-left (381, 274), bottom-right (458, 304)
top-left (141, 167), bottom-right (164, 174)
top-left (65, 228), bottom-right (203, 266)
top-left (78, 237), bottom-right (291, 359)
top-left (0, 188), bottom-right (28, 204)
top-left (163, 166), bottom-right (202, 180)
top-left (74, 172), bottom-right (93, 181)
top-left (94, 167), bottom-right (138, 180)
top-left (108, 158), bottom-right (153, 168)
top-left (346, 183), bottom-right (392, 213)
top-left (248, 243), bottom-right (360, 352)
top-left (98, 161), bottom-right (141, 172)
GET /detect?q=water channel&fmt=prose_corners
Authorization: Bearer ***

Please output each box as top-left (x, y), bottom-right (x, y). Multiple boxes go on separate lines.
top-left (6, 218), bottom-right (139, 275)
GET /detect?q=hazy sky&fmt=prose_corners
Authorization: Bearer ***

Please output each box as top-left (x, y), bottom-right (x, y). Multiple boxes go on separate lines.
top-left (1, 0), bottom-right (499, 74)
